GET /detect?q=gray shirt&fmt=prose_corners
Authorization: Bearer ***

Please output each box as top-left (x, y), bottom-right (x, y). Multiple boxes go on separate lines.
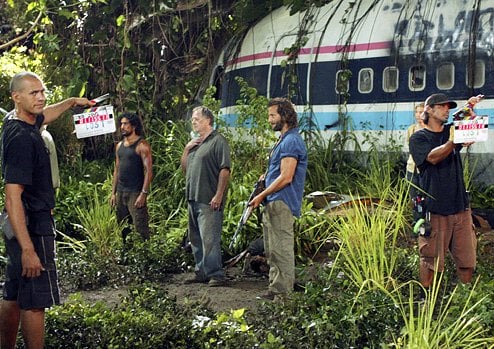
top-left (185, 130), bottom-right (231, 204)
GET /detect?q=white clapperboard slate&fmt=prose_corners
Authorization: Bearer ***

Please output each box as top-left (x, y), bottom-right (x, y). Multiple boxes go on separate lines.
top-left (453, 115), bottom-right (489, 144)
top-left (73, 105), bottom-right (116, 139)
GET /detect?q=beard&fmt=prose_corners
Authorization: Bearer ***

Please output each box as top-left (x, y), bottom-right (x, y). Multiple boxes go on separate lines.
top-left (121, 129), bottom-right (134, 138)
top-left (272, 121), bottom-right (283, 132)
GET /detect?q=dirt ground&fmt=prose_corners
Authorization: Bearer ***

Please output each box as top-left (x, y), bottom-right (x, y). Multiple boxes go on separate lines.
top-left (163, 268), bottom-right (270, 312)
top-left (77, 266), bottom-right (270, 313)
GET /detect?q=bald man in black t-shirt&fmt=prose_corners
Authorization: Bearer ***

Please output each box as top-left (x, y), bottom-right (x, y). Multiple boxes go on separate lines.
top-left (1, 71), bottom-right (94, 349)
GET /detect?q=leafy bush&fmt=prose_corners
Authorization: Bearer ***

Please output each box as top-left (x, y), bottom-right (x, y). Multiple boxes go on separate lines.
top-left (57, 230), bottom-right (190, 292)
top-left (47, 266), bottom-right (494, 349)
top-left (122, 233), bottom-right (191, 283)
top-left (57, 248), bottom-right (128, 292)
top-left (46, 284), bottom-right (211, 348)
top-left (192, 308), bottom-right (260, 349)
top-left (448, 279), bottom-right (494, 337)
top-left (248, 268), bottom-right (402, 348)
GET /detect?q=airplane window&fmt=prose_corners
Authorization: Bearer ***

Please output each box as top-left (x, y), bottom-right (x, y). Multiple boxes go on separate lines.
top-left (409, 65), bottom-right (425, 91)
top-left (436, 63), bottom-right (454, 90)
top-left (383, 67), bottom-right (399, 92)
top-left (466, 60), bottom-right (485, 88)
top-left (336, 69), bottom-right (351, 94)
top-left (358, 68), bottom-right (373, 93)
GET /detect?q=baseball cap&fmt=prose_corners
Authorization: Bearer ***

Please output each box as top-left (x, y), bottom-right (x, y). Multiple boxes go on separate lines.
top-left (424, 93), bottom-right (457, 108)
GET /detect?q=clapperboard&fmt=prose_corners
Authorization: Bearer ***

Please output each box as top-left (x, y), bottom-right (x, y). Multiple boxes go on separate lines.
top-left (73, 105), bottom-right (116, 139)
top-left (453, 116), bottom-right (489, 143)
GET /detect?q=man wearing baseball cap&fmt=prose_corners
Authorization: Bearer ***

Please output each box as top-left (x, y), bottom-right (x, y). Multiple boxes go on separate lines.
top-left (409, 93), bottom-right (479, 289)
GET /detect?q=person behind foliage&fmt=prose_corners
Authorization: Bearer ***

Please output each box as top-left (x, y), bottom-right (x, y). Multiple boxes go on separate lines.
top-left (405, 102), bottom-right (424, 201)
top-left (40, 125), bottom-right (60, 190)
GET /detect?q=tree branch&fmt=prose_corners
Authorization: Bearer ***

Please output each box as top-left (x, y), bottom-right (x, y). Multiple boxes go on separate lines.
top-left (0, 11), bottom-right (43, 50)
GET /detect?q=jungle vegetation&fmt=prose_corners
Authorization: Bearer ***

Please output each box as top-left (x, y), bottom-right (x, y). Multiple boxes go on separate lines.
top-left (1, 1), bottom-right (494, 347)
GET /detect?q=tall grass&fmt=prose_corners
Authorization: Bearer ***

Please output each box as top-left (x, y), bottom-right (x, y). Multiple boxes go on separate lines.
top-left (353, 149), bottom-right (403, 197)
top-left (332, 176), bottom-right (409, 289)
top-left (75, 184), bottom-right (124, 259)
top-left (355, 276), bottom-right (494, 348)
top-left (305, 133), bottom-right (361, 193)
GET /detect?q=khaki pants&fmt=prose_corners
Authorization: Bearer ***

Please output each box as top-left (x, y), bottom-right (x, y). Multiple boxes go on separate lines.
top-left (262, 201), bottom-right (295, 294)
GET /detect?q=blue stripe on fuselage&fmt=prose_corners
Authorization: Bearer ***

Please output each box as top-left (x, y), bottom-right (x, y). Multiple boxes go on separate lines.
top-left (221, 108), bottom-right (494, 131)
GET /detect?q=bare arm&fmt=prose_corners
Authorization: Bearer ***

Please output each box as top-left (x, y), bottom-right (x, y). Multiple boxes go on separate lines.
top-left (426, 141), bottom-right (456, 165)
top-left (110, 142), bottom-right (121, 207)
top-left (43, 97), bottom-right (95, 124)
top-left (210, 168), bottom-right (230, 209)
top-left (134, 140), bottom-right (153, 208)
top-left (249, 157), bottom-right (298, 208)
top-left (5, 183), bottom-right (43, 278)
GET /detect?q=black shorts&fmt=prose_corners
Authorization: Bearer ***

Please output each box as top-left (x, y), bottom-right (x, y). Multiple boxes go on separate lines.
top-left (3, 234), bottom-right (60, 309)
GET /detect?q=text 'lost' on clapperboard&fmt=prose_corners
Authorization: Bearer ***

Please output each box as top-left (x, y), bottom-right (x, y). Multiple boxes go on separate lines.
top-left (73, 105), bottom-right (116, 139)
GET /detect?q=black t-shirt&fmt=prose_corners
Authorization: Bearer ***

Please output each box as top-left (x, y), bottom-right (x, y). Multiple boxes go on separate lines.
top-left (2, 113), bottom-right (55, 215)
top-left (409, 124), bottom-right (469, 215)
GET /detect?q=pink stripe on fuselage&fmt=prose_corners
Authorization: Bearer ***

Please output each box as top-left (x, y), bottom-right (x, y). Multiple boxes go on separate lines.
top-left (225, 41), bottom-right (391, 67)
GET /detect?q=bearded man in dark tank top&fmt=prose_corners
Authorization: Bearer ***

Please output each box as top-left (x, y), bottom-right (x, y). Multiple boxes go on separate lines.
top-left (110, 113), bottom-right (153, 243)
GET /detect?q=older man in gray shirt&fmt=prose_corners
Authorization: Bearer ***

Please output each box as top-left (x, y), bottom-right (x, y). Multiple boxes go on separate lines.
top-left (180, 106), bottom-right (231, 287)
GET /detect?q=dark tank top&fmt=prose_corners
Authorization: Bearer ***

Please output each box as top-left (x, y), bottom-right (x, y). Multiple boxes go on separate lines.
top-left (117, 138), bottom-right (144, 192)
